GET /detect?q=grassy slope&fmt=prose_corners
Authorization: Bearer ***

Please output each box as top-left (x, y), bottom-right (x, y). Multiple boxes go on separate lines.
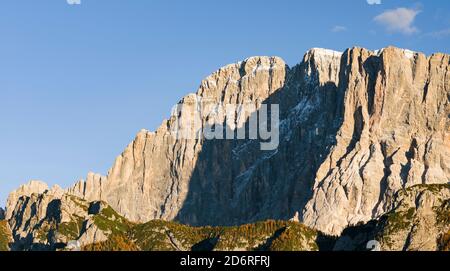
top-left (84, 217), bottom-right (324, 251)
top-left (0, 220), bottom-right (11, 251)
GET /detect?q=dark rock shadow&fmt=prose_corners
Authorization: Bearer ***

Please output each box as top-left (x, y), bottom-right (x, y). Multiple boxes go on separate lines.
top-left (191, 236), bottom-right (220, 251)
top-left (315, 232), bottom-right (338, 251)
top-left (333, 221), bottom-right (378, 251)
top-left (174, 57), bottom-right (346, 228)
top-left (11, 198), bottom-right (62, 251)
top-left (255, 227), bottom-right (287, 251)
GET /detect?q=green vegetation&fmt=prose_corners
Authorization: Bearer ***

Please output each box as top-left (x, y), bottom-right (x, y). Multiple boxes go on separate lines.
top-left (132, 220), bottom-right (209, 251)
top-left (10, 183), bottom-right (449, 251)
top-left (36, 223), bottom-right (52, 242)
top-left (435, 199), bottom-right (450, 251)
top-left (69, 195), bottom-right (89, 212)
top-left (0, 220), bottom-right (11, 251)
top-left (382, 183), bottom-right (450, 237)
top-left (382, 208), bottom-right (415, 234)
top-left (435, 199), bottom-right (449, 226)
top-left (373, 183), bottom-right (450, 250)
top-left (377, 204), bottom-right (416, 249)
top-left (84, 234), bottom-right (139, 251)
top-left (402, 183), bottom-right (449, 194)
top-left (84, 218), bottom-right (321, 251)
top-left (58, 215), bottom-right (85, 240)
top-left (82, 205), bottom-right (136, 251)
top-left (269, 223), bottom-right (319, 251)
top-left (92, 205), bottom-right (133, 235)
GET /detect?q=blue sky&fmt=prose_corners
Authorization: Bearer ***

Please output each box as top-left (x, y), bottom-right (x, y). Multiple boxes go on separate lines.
top-left (0, 0), bottom-right (449, 206)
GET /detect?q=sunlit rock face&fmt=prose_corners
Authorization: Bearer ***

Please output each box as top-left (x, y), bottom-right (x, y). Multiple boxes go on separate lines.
top-left (5, 180), bottom-right (49, 221)
top-left (302, 47), bottom-right (450, 235)
top-left (67, 55), bottom-right (291, 225)
top-left (8, 47), bottom-right (450, 237)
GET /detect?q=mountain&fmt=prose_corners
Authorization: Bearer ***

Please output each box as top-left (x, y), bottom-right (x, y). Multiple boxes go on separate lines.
top-left (2, 182), bottom-right (448, 251)
top-left (3, 46), bottom-right (449, 251)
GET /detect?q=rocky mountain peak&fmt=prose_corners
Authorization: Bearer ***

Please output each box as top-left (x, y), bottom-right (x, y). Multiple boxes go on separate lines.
top-left (302, 48), bottom-right (342, 86)
top-left (5, 180), bottom-right (48, 220)
top-left (303, 46), bottom-right (449, 234)
top-left (5, 47), bottom-right (449, 247)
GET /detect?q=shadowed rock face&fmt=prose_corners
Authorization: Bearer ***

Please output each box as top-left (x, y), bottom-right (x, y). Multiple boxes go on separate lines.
top-left (7, 47), bottom-right (450, 237)
top-left (5, 180), bottom-right (48, 221)
top-left (7, 187), bottom-right (90, 251)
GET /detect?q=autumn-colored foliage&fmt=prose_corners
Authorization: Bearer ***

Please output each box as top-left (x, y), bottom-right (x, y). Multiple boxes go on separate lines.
top-left (83, 234), bottom-right (139, 251)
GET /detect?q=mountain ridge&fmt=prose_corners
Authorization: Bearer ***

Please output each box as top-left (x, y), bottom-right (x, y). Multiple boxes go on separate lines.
top-left (1, 183), bottom-right (448, 251)
top-left (4, 46), bottom-right (449, 249)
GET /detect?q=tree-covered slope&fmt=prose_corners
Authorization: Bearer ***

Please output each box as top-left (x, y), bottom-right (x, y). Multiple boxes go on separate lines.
top-left (0, 220), bottom-right (12, 251)
top-left (84, 219), bottom-right (330, 251)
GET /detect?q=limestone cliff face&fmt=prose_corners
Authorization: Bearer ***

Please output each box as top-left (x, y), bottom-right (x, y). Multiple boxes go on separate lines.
top-left (6, 185), bottom-right (121, 251)
top-left (8, 185), bottom-right (90, 250)
top-left (67, 56), bottom-right (289, 224)
top-left (5, 180), bottom-right (48, 221)
top-left (63, 50), bottom-right (344, 227)
top-left (303, 48), bottom-right (450, 234)
top-left (7, 47), bottom-right (450, 238)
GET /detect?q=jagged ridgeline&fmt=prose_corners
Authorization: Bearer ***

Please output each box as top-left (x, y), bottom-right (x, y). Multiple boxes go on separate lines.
top-left (3, 46), bottom-right (450, 251)
top-left (2, 184), bottom-right (448, 251)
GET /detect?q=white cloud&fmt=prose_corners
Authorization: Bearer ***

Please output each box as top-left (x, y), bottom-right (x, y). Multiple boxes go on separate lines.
top-left (367, 0), bottom-right (382, 5)
top-left (374, 8), bottom-right (420, 35)
top-left (331, 25), bottom-right (347, 33)
top-left (425, 28), bottom-right (450, 39)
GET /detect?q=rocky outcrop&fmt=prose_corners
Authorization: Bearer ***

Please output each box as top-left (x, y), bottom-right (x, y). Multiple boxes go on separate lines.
top-left (6, 180), bottom-right (48, 221)
top-left (379, 184), bottom-right (449, 251)
top-left (334, 183), bottom-right (450, 251)
top-left (7, 47), bottom-right (450, 241)
top-left (8, 187), bottom-right (90, 250)
top-left (0, 208), bottom-right (5, 220)
top-left (77, 218), bottom-right (109, 248)
top-left (67, 172), bottom-right (106, 202)
top-left (6, 190), bottom-right (121, 251)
